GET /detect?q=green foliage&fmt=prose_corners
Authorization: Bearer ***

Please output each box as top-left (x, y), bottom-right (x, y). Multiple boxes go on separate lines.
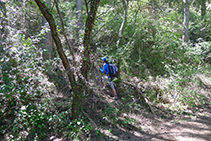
top-left (0, 32), bottom-right (53, 140)
top-left (58, 0), bottom-right (84, 39)
top-left (65, 118), bottom-right (93, 140)
top-left (95, 129), bottom-right (104, 137)
top-left (189, 10), bottom-right (211, 42)
top-left (94, 0), bottom-right (211, 110)
top-left (97, 6), bottom-right (184, 77)
top-left (1, 0), bottom-right (211, 140)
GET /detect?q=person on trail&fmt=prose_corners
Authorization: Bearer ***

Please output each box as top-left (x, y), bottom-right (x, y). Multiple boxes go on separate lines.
top-left (99, 57), bottom-right (118, 100)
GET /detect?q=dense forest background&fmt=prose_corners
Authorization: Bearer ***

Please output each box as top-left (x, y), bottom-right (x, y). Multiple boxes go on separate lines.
top-left (0, 0), bottom-right (211, 140)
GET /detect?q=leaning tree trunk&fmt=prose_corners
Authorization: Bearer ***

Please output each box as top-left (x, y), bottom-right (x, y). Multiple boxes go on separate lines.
top-left (182, 0), bottom-right (190, 43)
top-left (35, 0), bottom-right (76, 114)
top-left (35, 0), bottom-right (101, 119)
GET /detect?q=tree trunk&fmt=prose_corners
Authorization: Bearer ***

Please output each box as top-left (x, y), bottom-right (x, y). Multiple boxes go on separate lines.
top-left (116, 0), bottom-right (128, 81)
top-left (81, 0), bottom-right (101, 80)
top-left (201, 0), bottom-right (206, 17)
top-left (35, 0), bottom-right (101, 120)
top-left (76, 0), bottom-right (82, 38)
top-left (35, 0), bottom-right (76, 115)
top-left (71, 0), bottom-right (101, 119)
top-left (21, 0), bottom-right (29, 38)
top-left (182, 0), bottom-right (190, 43)
top-left (42, 0), bottom-right (53, 60)
top-left (73, 0), bottom-right (101, 119)
top-left (0, 1), bottom-right (7, 41)
top-left (201, 0), bottom-right (206, 40)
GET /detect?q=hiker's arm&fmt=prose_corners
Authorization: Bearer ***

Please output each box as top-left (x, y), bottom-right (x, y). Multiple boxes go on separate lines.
top-left (99, 65), bottom-right (106, 73)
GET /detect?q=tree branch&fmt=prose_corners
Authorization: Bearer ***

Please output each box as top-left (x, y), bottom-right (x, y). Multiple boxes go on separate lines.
top-left (35, 0), bottom-right (75, 89)
top-left (84, 0), bottom-right (89, 16)
top-left (123, 81), bottom-right (156, 116)
top-left (54, 0), bottom-right (76, 63)
top-left (81, 0), bottom-right (101, 79)
top-left (116, 0), bottom-right (128, 49)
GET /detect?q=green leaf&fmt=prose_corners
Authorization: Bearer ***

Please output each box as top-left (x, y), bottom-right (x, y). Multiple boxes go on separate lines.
top-left (43, 49), bottom-right (49, 54)
top-left (20, 33), bottom-right (23, 37)
top-left (40, 0), bottom-right (45, 4)
top-left (29, 1), bottom-right (37, 6)
top-left (77, 121), bottom-right (81, 125)
top-left (1, 58), bottom-right (4, 62)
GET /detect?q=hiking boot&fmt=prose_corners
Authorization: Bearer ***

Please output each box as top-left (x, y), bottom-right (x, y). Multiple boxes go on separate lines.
top-left (114, 95), bottom-right (118, 100)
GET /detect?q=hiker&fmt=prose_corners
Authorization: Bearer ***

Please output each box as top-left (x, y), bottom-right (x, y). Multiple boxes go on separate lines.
top-left (99, 57), bottom-right (118, 100)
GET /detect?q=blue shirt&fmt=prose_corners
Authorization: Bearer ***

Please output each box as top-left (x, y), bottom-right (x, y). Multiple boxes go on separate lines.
top-left (99, 63), bottom-right (110, 75)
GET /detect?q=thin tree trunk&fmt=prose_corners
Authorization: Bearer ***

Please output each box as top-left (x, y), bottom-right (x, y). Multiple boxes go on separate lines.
top-left (54, 0), bottom-right (75, 62)
top-left (201, 0), bottom-right (206, 39)
top-left (42, 0), bottom-right (53, 60)
top-left (76, 0), bottom-right (82, 38)
top-left (35, 0), bottom-right (101, 119)
top-left (34, 0), bottom-right (77, 116)
top-left (0, 1), bottom-right (7, 41)
top-left (116, 0), bottom-right (128, 49)
top-left (81, 0), bottom-right (101, 80)
top-left (182, 0), bottom-right (190, 43)
top-left (201, 0), bottom-right (206, 17)
top-left (116, 0), bottom-right (128, 81)
top-left (21, 0), bottom-right (29, 38)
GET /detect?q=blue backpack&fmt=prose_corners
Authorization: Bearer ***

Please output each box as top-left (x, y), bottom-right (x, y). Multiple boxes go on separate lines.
top-left (108, 63), bottom-right (118, 78)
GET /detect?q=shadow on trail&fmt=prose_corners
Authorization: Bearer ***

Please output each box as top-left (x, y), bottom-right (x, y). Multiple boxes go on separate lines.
top-left (84, 68), bottom-right (211, 141)
top-left (24, 64), bottom-right (211, 141)
top-left (82, 82), bottom-right (173, 141)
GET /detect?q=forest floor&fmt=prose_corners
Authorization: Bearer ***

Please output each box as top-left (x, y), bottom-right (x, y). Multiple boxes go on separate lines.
top-left (16, 64), bottom-right (210, 141)
top-left (83, 84), bottom-right (211, 141)
top-left (47, 72), bottom-right (211, 141)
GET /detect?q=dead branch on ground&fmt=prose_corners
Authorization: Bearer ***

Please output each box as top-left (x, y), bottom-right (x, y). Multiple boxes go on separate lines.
top-left (123, 81), bottom-right (156, 116)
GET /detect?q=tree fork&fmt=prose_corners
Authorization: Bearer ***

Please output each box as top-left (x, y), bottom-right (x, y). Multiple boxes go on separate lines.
top-left (82, 0), bottom-right (101, 80)
top-left (35, 0), bottom-right (101, 119)
top-left (35, 0), bottom-right (80, 118)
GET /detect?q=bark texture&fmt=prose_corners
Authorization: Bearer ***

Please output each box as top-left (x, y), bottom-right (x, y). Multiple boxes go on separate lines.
top-left (116, 0), bottom-right (128, 81)
top-left (201, 0), bottom-right (206, 40)
top-left (81, 0), bottom-right (101, 80)
top-left (71, 0), bottom-right (101, 119)
top-left (0, 1), bottom-right (7, 41)
top-left (77, 0), bottom-right (82, 38)
top-left (42, 0), bottom-right (53, 60)
top-left (182, 0), bottom-right (190, 42)
top-left (35, 0), bottom-right (77, 116)
top-left (35, 0), bottom-right (101, 119)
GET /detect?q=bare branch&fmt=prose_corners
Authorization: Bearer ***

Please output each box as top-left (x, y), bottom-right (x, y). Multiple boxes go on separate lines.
top-left (84, 0), bottom-right (89, 16)
top-left (54, 0), bottom-right (76, 64)
top-left (123, 81), bottom-right (156, 116)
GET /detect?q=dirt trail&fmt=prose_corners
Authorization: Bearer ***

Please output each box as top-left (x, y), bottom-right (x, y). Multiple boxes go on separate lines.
top-left (144, 115), bottom-right (211, 141)
top-left (100, 103), bottom-right (211, 141)
top-left (48, 69), bottom-right (211, 141)
top-left (92, 85), bottom-right (211, 141)
top-left (45, 79), bottom-right (211, 141)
